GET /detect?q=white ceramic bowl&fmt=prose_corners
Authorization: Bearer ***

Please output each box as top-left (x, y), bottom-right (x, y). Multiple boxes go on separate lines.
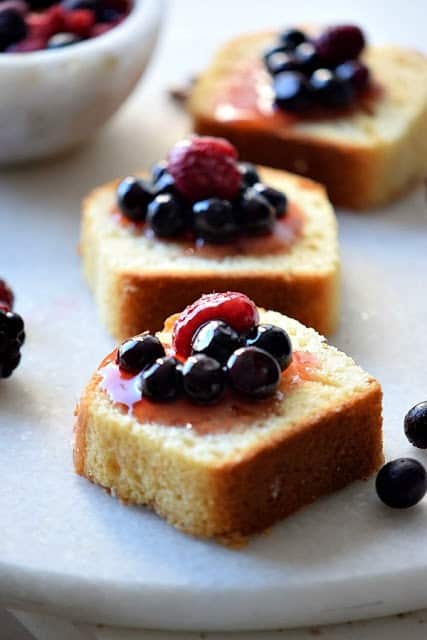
top-left (0, 0), bottom-right (164, 164)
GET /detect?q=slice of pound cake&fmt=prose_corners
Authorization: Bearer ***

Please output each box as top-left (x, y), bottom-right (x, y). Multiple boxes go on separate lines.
top-left (189, 25), bottom-right (427, 208)
top-left (74, 292), bottom-right (383, 540)
top-left (81, 136), bottom-right (339, 340)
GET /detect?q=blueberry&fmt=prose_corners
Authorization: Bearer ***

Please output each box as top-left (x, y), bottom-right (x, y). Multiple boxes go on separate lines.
top-left (264, 49), bottom-right (299, 75)
top-left (191, 320), bottom-right (242, 365)
top-left (116, 332), bottom-right (165, 374)
top-left (279, 28), bottom-right (307, 51)
top-left (227, 346), bottom-right (281, 400)
top-left (141, 356), bottom-right (182, 401)
top-left (335, 60), bottom-right (370, 92)
top-left (294, 42), bottom-right (321, 74)
top-left (239, 162), bottom-right (260, 187)
top-left (376, 459), bottom-right (427, 509)
top-left (252, 183), bottom-right (288, 218)
top-left (0, 309), bottom-right (25, 378)
top-left (152, 171), bottom-right (176, 196)
top-left (310, 69), bottom-right (354, 108)
top-left (98, 7), bottom-right (120, 22)
top-left (182, 354), bottom-right (225, 404)
top-left (245, 324), bottom-right (292, 371)
top-left (0, 9), bottom-right (27, 50)
top-left (151, 161), bottom-right (168, 183)
top-left (239, 188), bottom-right (275, 235)
top-left (147, 194), bottom-right (186, 238)
top-left (61, 0), bottom-right (102, 17)
top-left (273, 71), bottom-right (312, 112)
top-left (404, 402), bottom-right (427, 449)
top-left (193, 198), bottom-right (238, 244)
top-left (117, 176), bottom-right (153, 222)
top-left (47, 32), bottom-right (81, 49)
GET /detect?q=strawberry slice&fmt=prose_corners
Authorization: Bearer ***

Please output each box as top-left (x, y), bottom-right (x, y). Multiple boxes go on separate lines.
top-left (172, 292), bottom-right (259, 358)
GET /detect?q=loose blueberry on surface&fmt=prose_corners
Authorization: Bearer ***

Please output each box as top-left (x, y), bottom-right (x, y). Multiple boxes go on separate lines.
top-left (181, 354), bottom-right (225, 404)
top-left (239, 188), bottom-right (275, 235)
top-left (293, 42), bottom-right (321, 74)
top-left (279, 28), bottom-right (307, 51)
top-left (265, 49), bottom-right (299, 75)
top-left (252, 183), bottom-right (288, 218)
top-left (0, 279), bottom-right (14, 310)
top-left (315, 25), bottom-right (365, 66)
top-left (239, 162), bottom-right (260, 187)
top-left (147, 194), bottom-right (186, 238)
top-left (404, 402), bottom-right (427, 449)
top-left (227, 346), bottom-right (281, 400)
top-left (191, 320), bottom-right (242, 365)
top-left (0, 8), bottom-right (27, 50)
top-left (376, 458), bottom-right (427, 509)
top-left (117, 176), bottom-right (153, 222)
top-left (47, 32), bottom-right (81, 48)
top-left (245, 324), bottom-right (292, 371)
top-left (335, 60), bottom-right (370, 92)
top-left (0, 309), bottom-right (25, 378)
top-left (141, 356), bottom-right (182, 402)
top-left (116, 332), bottom-right (165, 374)
top-left (273, 71), bottom-right (312, 112)
top-left (192, 198), bottom-right (238, 244)
top-left (310, 68), bottom-right (354, 108)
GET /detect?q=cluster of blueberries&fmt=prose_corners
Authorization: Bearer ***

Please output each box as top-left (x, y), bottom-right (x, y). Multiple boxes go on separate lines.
top-left (264, 26), bottom-right (370, 112)
top-left (117, 162), bottom-right (288, 244)
top-left (116, 320), bottom-right (293, 404)
top-left (0, 280), bottom-right (25, 378)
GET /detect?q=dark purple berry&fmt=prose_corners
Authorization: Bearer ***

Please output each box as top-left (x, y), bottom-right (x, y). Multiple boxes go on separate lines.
top-left (227, 346), bottom-right (281, 400)
top-left (239, 162), bottom-right (260, 187)
top-left (47, 32), bottom-right (81, 49)
top-left (117, 176), bottom-right (153, 222)
top-left (0, 309), bottom-right (25, 378)
top-left (0, 8), bottom-right (27, 51)
top-left (191, 320), bottom-right (242, 365)
top-left (0, 279), bottom-right (14, 309)
top-left (245, 324), bottom-right (292, 371)
top-left (315, 25), bottom-right (365, 66)
top-left (310, 68), bottom-right (354, 108)
top-left (279, 28), bottom-right (307, 51)
top-left (193, 198), bottom-right (238, 244)
top-left (61, 0), bottom-right (102, 18)
top-left (273, 71), bottom-right (312, 112)
top-left (239, 188), bottom-right (275, 235)
top-left (294, 42), bottom-right (321, 74)
top-left (335, 60), bottom-right (370, 92)
top-left (182, 354), bottom-right (225, 404)
top-left (116, 333), bottom-right (165, 374)
top-left (265, 49), bottom-right (299, 75)
top-left (404, 402), bottom-right (427, 449)
top-left (152, 170), bottom-right (176, 196)
top-left (147, 194), bottom-right (186, 238)
top-left (376, 459), bottom-right (427, 509)
top-left (141, 356), bottom-right (182, 402)
top-left (252, 183), bottom-right (288, 218)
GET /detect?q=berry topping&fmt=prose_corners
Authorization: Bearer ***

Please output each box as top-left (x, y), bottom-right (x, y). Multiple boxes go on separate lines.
top-left (279, 28), bottom-right (307, 50)
top-left (239, 188), bottom-right (275, 236)
top-left (0, 279), bottom-right (14, 310)
top-left (227, 346), bottom-right (281, 400)
top-left (151, 161), bottom-right (168, 184)
top-left (181, 354), bottom-right (225, 404)
top-left (191, 320), bottom-right (242, 365)
top-left (116, 332), bottom-right (165, 374)
top-left (0, 8), bottom-right (27, 50)
top-left (310, 69), bottom-right (354, 108)
top-left (167, 136), bottom-right (241, 202)
top-left (315, 25), bottom-right (365, 66)
top-left (264, 49), bottom-right (298, 76)
top-left (172, 292), bottom-right (259, 359)
top-left (376, 459), bottom-right (427, 509)
top-left (273, 71), bottom-right (312, 112)
top-left (141, 356), bottom-right (182, 402)
top-left (0, 309), bottom-right (25, 378)
top-left (335, 60), bottom-right (370, 92)
top-left (239, 162), bottom-right (260, 187)
top-left (147, 194), bottom-right (186, 238)
top-left (404, 402), bottom-right (427, 449)
top-left (192, 198), bottom-right (238, 244)
top-left (62, 8), bottom-right (95, 36)
top-left (293, 42), bottom-right (320, 74)
top-left (252, 183), bottom-right (288, 218)
top-left (117, 176), bottom-right (153, 222)
top-left (245, 324), bottom-right (292, 371)
top-left (152, 171), bottom-right (176, 196)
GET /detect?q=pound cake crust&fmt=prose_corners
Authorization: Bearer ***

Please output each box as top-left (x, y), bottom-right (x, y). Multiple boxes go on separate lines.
top-left (74, 309), bottom-right (383, 540)
top-left (189, 35), bottom-right (427, 209)
top-left (81, 167), bottom-right (339, 340)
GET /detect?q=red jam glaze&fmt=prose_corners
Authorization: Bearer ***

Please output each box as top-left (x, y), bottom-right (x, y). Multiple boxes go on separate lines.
top-left (111, 201), bottom-right (305, 257)
top-left (211, 56), bottom-right (382, 128)
top-left (98, 349), bottom-right (321, 436)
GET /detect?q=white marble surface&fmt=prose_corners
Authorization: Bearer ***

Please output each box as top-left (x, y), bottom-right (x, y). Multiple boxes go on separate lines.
top-left (1, 0), bottom-right (427, 634)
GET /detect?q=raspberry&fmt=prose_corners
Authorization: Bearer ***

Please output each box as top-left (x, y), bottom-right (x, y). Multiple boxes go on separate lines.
top-left (167, 136), bottom-right (242, 202)
top-left (315, 25), bottom-right (365, 66)
top-left (0, 309), bottom-right (25, 378)
top-left (63, 9), bottom-right (95, 36)
top-left (0, 279), bottom-right (14, 309)
top-left (27, 5), bottom-right (64, 39)
top-left (172, 292), bottom-right (259, 359)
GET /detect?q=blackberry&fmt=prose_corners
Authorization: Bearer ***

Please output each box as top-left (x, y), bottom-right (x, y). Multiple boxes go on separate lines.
top-left (0, 309), bottom-right (25, 378)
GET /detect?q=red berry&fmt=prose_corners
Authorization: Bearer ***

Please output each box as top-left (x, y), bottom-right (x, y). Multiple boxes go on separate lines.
top-left (315, 25), bottom-right (365, 66)
top-left (63, 9), bottom-right (95, 36)
top-left (0, 279), bottom-right (14, 309)
top-left (167, 136), bottom-right (241, 202)
top-left (27, 5), bottom-right (64, 39)
top-left (90, 22), bottom-right (113, 37)
top-left (172, 292), bottom-right (259, 359)
top-left (0, 302), bottom-right (10, 312)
